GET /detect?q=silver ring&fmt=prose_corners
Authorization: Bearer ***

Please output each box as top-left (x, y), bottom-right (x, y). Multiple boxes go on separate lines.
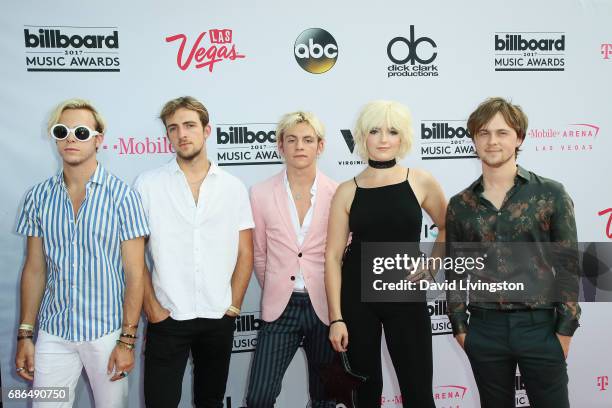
top-left (119, 371), bottom-right (128, 378)
top-left (16, 367), bottom-right (25, 372)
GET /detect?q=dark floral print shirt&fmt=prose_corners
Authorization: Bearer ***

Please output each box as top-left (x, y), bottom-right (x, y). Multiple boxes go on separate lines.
top-left (446, 165), bottom-right (581, 336)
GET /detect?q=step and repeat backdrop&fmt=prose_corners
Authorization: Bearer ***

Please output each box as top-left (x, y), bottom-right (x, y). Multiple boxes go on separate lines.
top-left (1, 1), bottom-right (611, 407)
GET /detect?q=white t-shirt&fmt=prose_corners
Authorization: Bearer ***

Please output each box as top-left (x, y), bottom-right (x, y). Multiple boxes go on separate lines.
top-left (135, 159), bottom-right (254, 320)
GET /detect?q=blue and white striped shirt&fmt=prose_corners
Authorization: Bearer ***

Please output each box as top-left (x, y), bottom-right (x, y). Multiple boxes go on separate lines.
top-left (16, 164), bottom-right (149, 341)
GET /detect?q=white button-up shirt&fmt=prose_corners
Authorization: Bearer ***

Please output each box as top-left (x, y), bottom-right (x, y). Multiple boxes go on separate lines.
top-left (135, 159), bottom-right (254, 320)
top-left (283, 171), bottom-right (317, 292)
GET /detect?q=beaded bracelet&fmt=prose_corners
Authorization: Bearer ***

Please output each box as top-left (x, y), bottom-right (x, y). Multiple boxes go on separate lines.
top-left (115, 339), bottom-right (136, 351)
top-left (17, 335), bottom-right (34, 341)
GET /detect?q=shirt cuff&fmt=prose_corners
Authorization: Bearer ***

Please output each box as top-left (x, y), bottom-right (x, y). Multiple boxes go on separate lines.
top-left (449, 313), bottom-right (469, 336)
top-left (555, 315), bottom-right (580, 336)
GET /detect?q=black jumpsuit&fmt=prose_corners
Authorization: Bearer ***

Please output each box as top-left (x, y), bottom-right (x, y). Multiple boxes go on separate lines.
top-left (341, 170), bottom-right (435, 408)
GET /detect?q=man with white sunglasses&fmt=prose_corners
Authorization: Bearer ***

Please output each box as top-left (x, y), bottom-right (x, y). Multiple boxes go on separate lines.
top-left (14, 98), bottom-right (149, 407)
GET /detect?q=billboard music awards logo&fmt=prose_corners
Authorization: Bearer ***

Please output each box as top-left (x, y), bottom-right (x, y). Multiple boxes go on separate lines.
top-left (428, 300), bottom-right (453, 336)
top-left (422, 223), bottom-right (439, 241)
top-left (387, 26), bottom-right (439, 77)
top-left (232, 311), bottom-right (263, 353)
top-left (528, 123), bottom-right (600, 153)
top-left (601, 44), bottom-right (612, 60)
top-left (433, 385), bottom-right (468, 408)
top-left (23, 25), bottom-right (120, 72)
top-left (515, 371), bottom-right (531, 407)
top-left (166, 29), bottom-right (245, 72)
top-left (420, 120), bottom-right (477, 160)
top-left (294, 28), bottom-right (338, 74)
top-left (494, 31), bottom-right (566, 71)
top-left (215, 123), bottom-right (281, 166)
top-left (338, 129), bottom-right (366, 166)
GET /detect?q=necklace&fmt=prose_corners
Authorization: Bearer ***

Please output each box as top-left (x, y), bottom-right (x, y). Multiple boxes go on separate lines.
top-left (368, 158), bottom-right (397, 169)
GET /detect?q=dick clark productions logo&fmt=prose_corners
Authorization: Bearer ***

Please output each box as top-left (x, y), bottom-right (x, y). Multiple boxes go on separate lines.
top-left (294, 28), bottom-right (338, 74)
top-left (387, 25), bottom-right (439, 77)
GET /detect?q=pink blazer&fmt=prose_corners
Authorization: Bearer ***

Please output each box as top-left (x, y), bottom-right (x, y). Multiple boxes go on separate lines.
top-left (250, 170), bottom-right (338, 324)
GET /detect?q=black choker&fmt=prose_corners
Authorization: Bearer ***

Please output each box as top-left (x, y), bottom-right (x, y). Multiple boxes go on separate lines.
top-left (368, 158), bottom-right (396, 169)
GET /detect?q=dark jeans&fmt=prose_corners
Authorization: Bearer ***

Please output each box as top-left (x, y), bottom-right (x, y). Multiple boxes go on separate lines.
top-left (246, 293), bottom-right (335, 408)
top-left (465, 307), bottom-right (569, 408)
top-left (144, 315), bottom-right (236, 408)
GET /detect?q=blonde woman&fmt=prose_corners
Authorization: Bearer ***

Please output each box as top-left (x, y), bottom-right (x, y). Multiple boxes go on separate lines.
top-left (324, 100), bottom-right (446, 407)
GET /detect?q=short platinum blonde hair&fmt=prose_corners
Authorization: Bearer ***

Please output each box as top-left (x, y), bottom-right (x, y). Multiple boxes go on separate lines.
top-left (47, 98), bottom-right (106, 134)
top-left (353, 100), bottom-right (413, 161)
top-left (276, 111), bottom-right (325, 148)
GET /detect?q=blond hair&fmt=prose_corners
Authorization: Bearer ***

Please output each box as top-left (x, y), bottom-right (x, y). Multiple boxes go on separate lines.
top-left (353, 100), bottom-right (413, 161)
top-left (276, 111), bottom-right (325, 148)
top-left (47, 98), bottom-right (106, 134)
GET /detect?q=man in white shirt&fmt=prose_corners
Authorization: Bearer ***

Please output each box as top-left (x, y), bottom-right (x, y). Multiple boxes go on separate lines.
top-left (246, 112), bottom-right (338, 407)
top-left (135, 96), bottom-right (254, 408)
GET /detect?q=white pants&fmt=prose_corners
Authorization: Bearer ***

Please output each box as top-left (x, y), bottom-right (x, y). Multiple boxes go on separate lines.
top-left (33, 329), bottom-right (128, 408)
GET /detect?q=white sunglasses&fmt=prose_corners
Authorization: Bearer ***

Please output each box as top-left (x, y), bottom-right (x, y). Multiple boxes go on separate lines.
top-left (50, 124), bottom-right (101, 142)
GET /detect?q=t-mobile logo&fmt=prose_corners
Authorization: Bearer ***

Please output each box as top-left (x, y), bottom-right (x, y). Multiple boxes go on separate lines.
top-left (598, 376), bottom-right (609, 391)
top-left (602, 44), bottom-right (612, 60)
top-left (598, 208), bottom-right (612, 239)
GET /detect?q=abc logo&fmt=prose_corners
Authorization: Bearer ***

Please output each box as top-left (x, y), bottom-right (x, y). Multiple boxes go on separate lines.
top-left (387, 25), bottom-right (437, 65)
top-left (294, 28), bottom-right (338, 74)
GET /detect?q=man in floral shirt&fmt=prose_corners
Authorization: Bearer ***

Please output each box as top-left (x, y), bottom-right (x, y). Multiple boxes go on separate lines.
top-left (446, 97), bottom-right (580, 408)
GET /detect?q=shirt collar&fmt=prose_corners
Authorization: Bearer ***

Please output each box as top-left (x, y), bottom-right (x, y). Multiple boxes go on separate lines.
top-left (470, 165), bottom-right (530, 194)
top-left (516, 165), bottom-right (531, 183)
top-left (55, 163), bottom-right (105, 186)
top-left (167, 157), bottom-right (220, 176)
top-left (283, 169), bottom-right (318, 195)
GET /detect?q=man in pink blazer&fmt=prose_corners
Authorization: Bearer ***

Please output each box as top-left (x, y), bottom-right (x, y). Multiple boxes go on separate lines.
top-left (246, 111), bottom-right (338, 408)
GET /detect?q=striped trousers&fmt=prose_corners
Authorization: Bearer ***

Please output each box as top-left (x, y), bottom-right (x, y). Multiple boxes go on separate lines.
top-left (246, 292), bottom-right (336, 408)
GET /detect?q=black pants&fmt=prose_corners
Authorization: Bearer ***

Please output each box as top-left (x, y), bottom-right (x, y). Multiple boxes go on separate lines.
top-left (465, 307), bottom-right (569, 408)
top-left (342, 300), bottom-right (435, 408)
top-left (144, 315), bottom-right (235, 408)
top-left (246, 293), bottom-right (335, 408)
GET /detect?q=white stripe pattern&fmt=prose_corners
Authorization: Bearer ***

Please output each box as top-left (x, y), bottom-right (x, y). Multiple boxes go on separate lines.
top-left (16, 164), bottom-right (149, 341)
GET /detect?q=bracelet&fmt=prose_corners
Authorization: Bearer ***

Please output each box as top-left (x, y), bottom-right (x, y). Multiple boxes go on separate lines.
top-left (329, 319), bottom-right (345, 326)
top-left (120, 333), bottom-right (137, 339)
top-left (228, 305), bottom-right (241, 315)
top-left (18, 328), bottom-right (33, 334)
top-left (115, 339), bottom-right (135, 351)
top-left (17, 329), bottom-right (34, 338)
top-left (17, 335), bottom-right (33, 341)
top-left (19, 323), bottom-right (35, 331)
top-left (123, 323), bottom-right (138, 329)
